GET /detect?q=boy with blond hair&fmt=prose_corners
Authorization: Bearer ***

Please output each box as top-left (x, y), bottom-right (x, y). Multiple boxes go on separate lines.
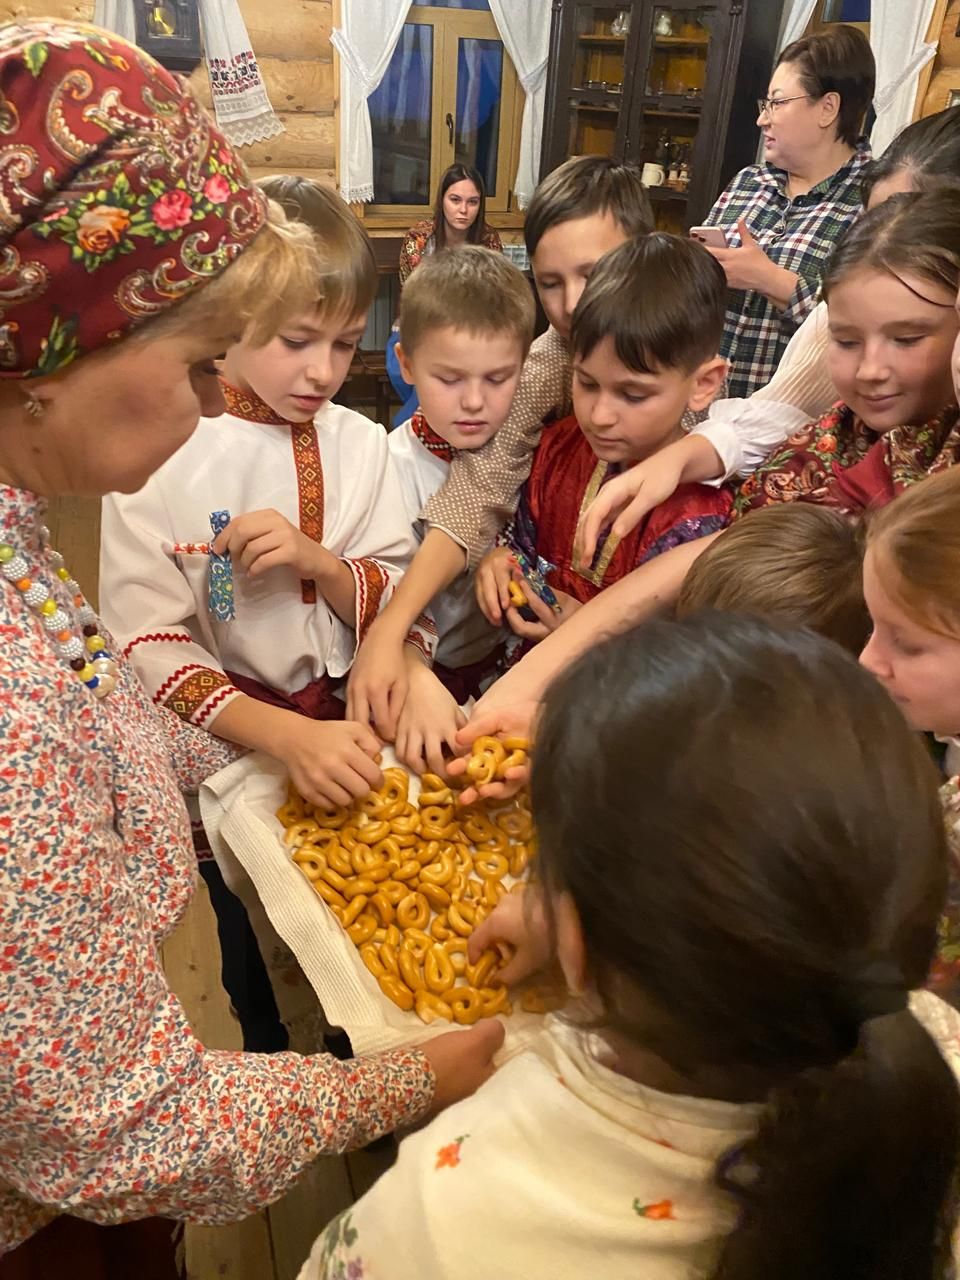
top-left (348, 157), bottom-right (653, 735)
top-left (388, 246), bottom-right (535, 773)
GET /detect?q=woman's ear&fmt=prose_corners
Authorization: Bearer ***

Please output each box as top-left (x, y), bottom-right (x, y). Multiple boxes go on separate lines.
top-left (817, 90), bottom-right (841, 133)
top-left (687, 356), bottom-right (728, 413)
top-left (554, 890), bottom-right (588, 996)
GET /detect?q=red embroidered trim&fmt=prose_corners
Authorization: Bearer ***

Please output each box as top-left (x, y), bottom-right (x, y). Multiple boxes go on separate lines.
top-left (153, 662), bottom-right (205, 704)
top-left (221, 380), bottom-right (290, 426)
top-left (163, 667), bottom-right (235, 724)
top-left (412, 410), bottom-right (454, 462)
top-left (405, 630), bottom-right (431, 662)
top-left (123, 631), bottom-right (192, 659)
top-left (351, 557), bottom-right (388, 642)
top-left (196, 685), bottom-right (238, 727)
top-left (291, 424), bottom-right (325, 605)
top-left (413, 611), bottom-right (438, 636)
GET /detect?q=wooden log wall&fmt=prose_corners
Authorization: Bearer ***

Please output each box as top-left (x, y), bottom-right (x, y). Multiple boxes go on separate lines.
top-left (918, 0), bottom-right (960, 120)
top-left (1, 0), bottom-right (337, 185)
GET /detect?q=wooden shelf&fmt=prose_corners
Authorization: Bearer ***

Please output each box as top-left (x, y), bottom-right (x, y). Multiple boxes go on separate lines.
top-left (653, 35), bottom-right (709, 47)
top-left (572, 101), bottom-right (621, 113)
top-left (645, 185), bottom-right (689, 202)
top-left (643, 107), bottom-right (701, 120)
top-left (577, 34), bottom-right (627, 44)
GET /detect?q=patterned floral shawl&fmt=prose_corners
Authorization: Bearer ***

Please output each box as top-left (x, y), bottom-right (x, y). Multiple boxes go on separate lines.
top-left (733, 401), bottom-right (960, 518)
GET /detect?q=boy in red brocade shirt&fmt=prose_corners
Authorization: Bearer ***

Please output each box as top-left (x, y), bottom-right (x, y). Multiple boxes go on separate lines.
top-left (476, 234), bottom-right (733, 643)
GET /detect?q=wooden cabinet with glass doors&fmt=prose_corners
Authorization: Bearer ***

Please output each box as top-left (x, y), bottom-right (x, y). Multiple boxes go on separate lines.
top-left (541, 1), bottom-right (786, 231)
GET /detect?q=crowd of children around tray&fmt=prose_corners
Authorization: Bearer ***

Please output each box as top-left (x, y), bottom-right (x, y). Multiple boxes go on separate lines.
top-left (7, 16), bottom-right (960, 1280)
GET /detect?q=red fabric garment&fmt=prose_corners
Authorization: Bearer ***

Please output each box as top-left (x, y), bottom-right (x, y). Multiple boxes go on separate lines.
top-left (225, 669), bottom-right (345, 721)
top-left (411, 409), bottom-right (455, 462)
top-left (512, 415), bottom-right (733, 605)
top-left (733, 401), bottom-right (960, 517)
top-left (0, 22), bottom-right (264, 379)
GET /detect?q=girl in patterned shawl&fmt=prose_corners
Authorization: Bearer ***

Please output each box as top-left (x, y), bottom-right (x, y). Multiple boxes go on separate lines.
top-left (732, 188), bottom-right (960, 519)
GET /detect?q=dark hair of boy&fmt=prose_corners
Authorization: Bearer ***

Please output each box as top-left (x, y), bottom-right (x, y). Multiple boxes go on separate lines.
top-left (523, 155), bottom-right (654, 258)
top-left (676, 506), bottom-right (870, 654)
top-left (777, 24), bottom-right (876, 149)
top-left (257, 174), bottom-right (378, 318)
top-left (533, 612), bottom-right (958, 1280)
top-left (861, 104), bottom-right (960, 206)
top-left (571, 233), bottom-right (726, 375)
top-left (398, 245), bottom-right (535, 359)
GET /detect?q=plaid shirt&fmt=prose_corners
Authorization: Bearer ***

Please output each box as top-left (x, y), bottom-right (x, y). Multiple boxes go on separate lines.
top-left (704, 141), bottom-right (871, 399)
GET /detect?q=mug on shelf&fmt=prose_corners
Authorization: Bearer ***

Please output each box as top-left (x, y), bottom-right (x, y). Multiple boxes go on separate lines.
top-left (641, 162), bottom-right (665, 187)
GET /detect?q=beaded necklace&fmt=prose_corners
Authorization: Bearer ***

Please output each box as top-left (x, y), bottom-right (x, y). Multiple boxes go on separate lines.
top-left (0, 530), bottom-right (119, 698)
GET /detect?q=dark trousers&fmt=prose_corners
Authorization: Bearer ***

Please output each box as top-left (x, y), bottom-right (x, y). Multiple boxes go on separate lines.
top-left (198, 858), bottom-right (288, 1054)
top-left (0, 1217), bottom-right (181, 1279)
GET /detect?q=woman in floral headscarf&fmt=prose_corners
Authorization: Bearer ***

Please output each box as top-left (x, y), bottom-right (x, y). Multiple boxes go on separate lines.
top-left (0, 20), bottom-right (501, 1271)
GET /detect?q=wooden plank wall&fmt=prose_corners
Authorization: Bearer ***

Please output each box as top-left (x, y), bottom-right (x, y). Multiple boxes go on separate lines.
top-left (916, 0), bottom-right (959, 120)
top-left (1, 0), bottom-right (338, 186)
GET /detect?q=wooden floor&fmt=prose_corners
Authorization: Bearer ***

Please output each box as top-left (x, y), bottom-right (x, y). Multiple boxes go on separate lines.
top-left (48, 497), bottom-right (395, 1280)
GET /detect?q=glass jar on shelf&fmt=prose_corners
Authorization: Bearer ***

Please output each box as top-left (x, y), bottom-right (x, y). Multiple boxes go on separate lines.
top-left (646, 6), bottom-right (713, 99)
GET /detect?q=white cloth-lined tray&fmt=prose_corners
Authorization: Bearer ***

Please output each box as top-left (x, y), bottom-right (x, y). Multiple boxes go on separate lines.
top-left (200, 751), bottom-right (543, 1057)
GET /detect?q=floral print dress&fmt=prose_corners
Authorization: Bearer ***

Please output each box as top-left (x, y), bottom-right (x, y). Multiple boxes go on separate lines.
top-left (0, 485), bottom-right (434, 1254)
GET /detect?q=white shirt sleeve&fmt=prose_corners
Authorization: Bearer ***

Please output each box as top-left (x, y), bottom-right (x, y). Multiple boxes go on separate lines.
top-left (692, 301), bottom-right (836, 482)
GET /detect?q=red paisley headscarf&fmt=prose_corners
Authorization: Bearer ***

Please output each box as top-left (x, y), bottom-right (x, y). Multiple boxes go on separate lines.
top-left (0, 20), bottom-right (266, 379)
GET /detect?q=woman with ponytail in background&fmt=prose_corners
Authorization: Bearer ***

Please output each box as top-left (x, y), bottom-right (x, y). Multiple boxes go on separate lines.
top-left (302, 613), bottom-right (960, 1280)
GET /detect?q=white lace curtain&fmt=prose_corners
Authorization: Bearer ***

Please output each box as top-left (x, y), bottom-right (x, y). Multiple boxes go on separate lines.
top-left (870, 0), bottom-right (937, 157)
top-left (332, 1), bottom-right (414, 204)
top-left (488, 1), bottom-right (551, 207)
top-left (93, 0), bottom-right (284, 147)
top-left (776, 0), bottom-right (819, 52)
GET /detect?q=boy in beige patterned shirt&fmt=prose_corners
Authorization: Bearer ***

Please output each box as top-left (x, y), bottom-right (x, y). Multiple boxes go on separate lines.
top-left (347, 157), bottom-right (654, 736)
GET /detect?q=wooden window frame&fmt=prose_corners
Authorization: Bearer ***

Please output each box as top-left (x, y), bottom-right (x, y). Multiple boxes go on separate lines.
top-left (343, 5), bottom-right (523, 223)
top-left (810, 0), bottom-right (870, 34)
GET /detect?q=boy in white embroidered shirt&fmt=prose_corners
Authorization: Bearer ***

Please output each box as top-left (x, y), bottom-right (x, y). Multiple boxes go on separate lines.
top-left (100, 178), bottom-right (426, 810)
top-left (385, 247), bottom-right (535, 774)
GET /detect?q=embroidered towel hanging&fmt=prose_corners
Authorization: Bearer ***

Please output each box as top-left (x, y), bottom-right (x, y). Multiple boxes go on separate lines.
top-left (197, 0), bottom-right (284, 147)
top-left (95, 0), bottom-right (285, 147)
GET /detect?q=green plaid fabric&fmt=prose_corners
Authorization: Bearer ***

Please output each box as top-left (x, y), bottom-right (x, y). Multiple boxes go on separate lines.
top-left (703, 142), bottom-right (871, 399)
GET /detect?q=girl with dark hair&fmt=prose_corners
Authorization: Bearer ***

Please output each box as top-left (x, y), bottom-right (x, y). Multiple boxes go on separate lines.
top-left (388, 164), bottom-right (505, 421)
top-left (302, 614), bottom-right (960, 1280)
top-left (398, 163), bottom-right (503, 285)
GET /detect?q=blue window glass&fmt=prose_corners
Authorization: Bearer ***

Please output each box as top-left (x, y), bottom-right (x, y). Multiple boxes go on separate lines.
top-left (369, 24), bottom-right (434, 205)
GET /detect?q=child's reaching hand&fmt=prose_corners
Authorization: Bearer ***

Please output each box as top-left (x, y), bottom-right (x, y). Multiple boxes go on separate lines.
top-left (468, 885), bottom-right (551, 987)
top-left (574, 447), bottom-right (688, 570)
top-left (475, 545), bottom-right (515, 625)
top-left (395, 650), bottom-right (466, 776)
top-left (449, 704), bottom-right (536, 805)
top-left (346, 614), bottom-right (409, 739)
top-left (276, 716), bottom-right (383, 808)
top-left (504, 579), bottom-right (581, 643)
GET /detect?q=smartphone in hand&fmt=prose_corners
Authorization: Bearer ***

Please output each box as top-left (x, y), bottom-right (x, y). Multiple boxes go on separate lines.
top-left (689, 226), bottom-right (728, 249)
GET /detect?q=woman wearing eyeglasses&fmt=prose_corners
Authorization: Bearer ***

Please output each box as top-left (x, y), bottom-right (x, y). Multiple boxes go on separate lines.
top-left (696, 25), bottom-right (875, 399)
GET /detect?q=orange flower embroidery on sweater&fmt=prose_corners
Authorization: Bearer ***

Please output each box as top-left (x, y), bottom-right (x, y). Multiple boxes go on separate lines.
top-left (435, 1135), bottom-right (469, 1169)
top-left (633, 1198), bottom-right (675, 1220)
